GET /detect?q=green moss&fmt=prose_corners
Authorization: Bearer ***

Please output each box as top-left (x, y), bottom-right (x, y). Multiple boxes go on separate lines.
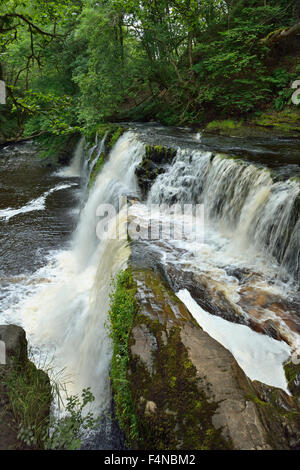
top-left (2, 358), bottom-right (52, 449)
top-left (95, 124), bottom-right (125, 150)
top-left (84, 123), bottom-right (125, 148)
top-left (254, 109), bottom-right (300, 135)
top-left (206, 120), bottom-right (242, 132)
top-left (88, 153), bottom-right (104, 190)
top-left (129, 319), bottom-right (231, 450)
top-left (108, 269), bottom-right (139, 445)
top-left (144, 145), bottom-right (176, 163)
top-left (109, 267), bottom-right (232, 450)
top-left (108, 126), bottom-right (124, 150)
top-left (284, 361), bottom-right (300, 397)
top-left (205, 111), bottom-right (300, 137)
top-left (87, 125), bottom-right (125, 190)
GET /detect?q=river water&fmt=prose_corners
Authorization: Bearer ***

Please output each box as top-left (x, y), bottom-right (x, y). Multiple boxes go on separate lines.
top-left (0, 128), bottom-right (299, 447)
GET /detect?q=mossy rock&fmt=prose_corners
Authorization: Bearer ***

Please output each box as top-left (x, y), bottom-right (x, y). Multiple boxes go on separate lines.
top-left (0, 325), bottom-right (52, 450)
top-left (108, 267), bottom-right (299, 450)
top-left (87, 124), bottom-right (126, 190)
top-left (284, 361), bottom-right (300, 397)
top-left (109, 268), bottom-right (229, 450)
top-left (144, 145), bottom-right (176, 164)
top-left (205, 112), bottom-right (300, 138)
top-left (96, 124), bottom-right (125, 151)
top-left (254, 110), bottom-right (300, 136)
top-left (135, 145), bottom-right (176, 197)
top-left (88, 153), bottom-right (105, 190)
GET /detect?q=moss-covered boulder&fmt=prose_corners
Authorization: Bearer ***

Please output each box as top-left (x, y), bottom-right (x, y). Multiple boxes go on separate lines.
top-left (87, 124), bottom-right (126, 190)
top-left (135, 145), bottom-right (176, 198)
top-left (0, 325), bottom-right (27, 365)
top-left (284, 361), bottom-right (300, 398)
top-left (36, 132), bottom-right (81, 168)
top-left (109, 267), bottom-right (300, 450)
top-left (251, 380), bottom-right (300, 450)
top-left (204, 110), bottom-right (300, 138)
top-left (0, 325), bottom-right (51, 450)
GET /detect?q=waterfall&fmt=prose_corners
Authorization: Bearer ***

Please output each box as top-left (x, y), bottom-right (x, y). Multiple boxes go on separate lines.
top-left (73, 132), bottom-right (144, 270)
top-left (88, 132), bottom-right (108, 179)
top-left (58, 137), bottom-right (85, 178)
top-left (4, 132), bottom-right (144, 416)
top-left (2, 127), bottom-right (299, 432)
top-left (148, 149), bottom-right (300, 284)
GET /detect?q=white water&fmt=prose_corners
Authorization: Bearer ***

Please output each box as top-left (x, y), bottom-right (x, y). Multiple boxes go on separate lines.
top-left (2, 132), bottom-right (143, 414)
top-left (2, 129), bottom-right (299, 421)
top-left (177, 289), bottom-right (291, 392)
top-left (88, 132), bottom-right (108, 179)
top-left (147, 147), bottom-right (300, 357)
top-left (58, 137), bottom-right (85, 178)
top-left (149, 149), bottom-right (300, 283)
top-left (0, 183), bottom-right (77, 221)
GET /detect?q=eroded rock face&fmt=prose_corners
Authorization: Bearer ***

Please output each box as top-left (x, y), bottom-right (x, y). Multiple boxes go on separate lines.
top-left (0, 325), bottom-right (51, 450)
top-left (0, 324), bottom-right (27, 365)
top-left (135, 145), bottom-right (176, 198)
top-left (125, 268), bottom-right (300, 450)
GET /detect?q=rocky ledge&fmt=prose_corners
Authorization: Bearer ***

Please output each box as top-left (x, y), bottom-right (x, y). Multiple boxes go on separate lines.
top-left (135, 145), bottom-right (176, 198)
top-left (109, 267), bottom-right (300, 450)
top-left (0, 325), bottom-right (51, 450)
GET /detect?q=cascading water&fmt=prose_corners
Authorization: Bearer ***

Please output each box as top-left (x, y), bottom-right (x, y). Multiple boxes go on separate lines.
top-left (88, 132), bottom-right (108, 179)
top-left (148, 149), bottom-right (300, 284)
top-left (146, 147), bottom-right (300, 358)
top-left (1, 127), bottom-right (299, 444)
top-left (2, 132), bottom-right (144, 423)
top-left (58, 137), bottom-right (85, 178)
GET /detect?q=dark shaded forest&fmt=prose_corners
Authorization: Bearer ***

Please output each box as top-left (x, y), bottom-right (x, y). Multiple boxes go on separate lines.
top-left (0, 0), bottom-right (300, 142)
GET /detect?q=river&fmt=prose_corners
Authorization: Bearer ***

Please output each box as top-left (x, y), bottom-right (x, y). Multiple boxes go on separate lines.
top-left (0, 126), bottom-right (299, 448)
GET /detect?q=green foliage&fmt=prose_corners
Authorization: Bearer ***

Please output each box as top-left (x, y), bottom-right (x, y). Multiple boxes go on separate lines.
top-left (3, 355), bottom-right (99, 450)
top-left (88, 153), bottom-right (104, 190)
top-left (284, 361), bottom-right (300, 397)
top-left (43, 387), bottom-right (99, 450)
top-left (3, 359), bottom-right (51, 449)
top-left (1, 0), bottom-right (300, 134)
top-left (108, 269), bottom-right (139, 445)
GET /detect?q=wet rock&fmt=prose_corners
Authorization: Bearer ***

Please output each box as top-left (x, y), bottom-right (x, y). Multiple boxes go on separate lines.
top-left (162, 263), bottom-right (249, 326)
top-left (131, 324), bottom-right (157, 374)
top-left (0, 324), bottom-right (27, 365)
top-left (57, 133), bottom-right (80, 166)
top-left (284, 361), bottom-right (300, 398)
top-left (135, 145), bottom-right (176, 198)
top-left (121, 267), bottom-right (298, 450)
top-left (252, 380), bottom-right (300, 449)
top-left (0, 325), bottom-right (51, 450)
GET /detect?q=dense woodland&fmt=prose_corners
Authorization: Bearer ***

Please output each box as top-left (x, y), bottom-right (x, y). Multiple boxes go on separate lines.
top-left (0, 0), bottom-right (300, 143)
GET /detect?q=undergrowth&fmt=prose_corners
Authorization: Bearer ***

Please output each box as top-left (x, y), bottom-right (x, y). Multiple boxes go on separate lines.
top-left (108, 269), bottom-right (139, 446)
top-left (2, 353), bottom-right (99, 450)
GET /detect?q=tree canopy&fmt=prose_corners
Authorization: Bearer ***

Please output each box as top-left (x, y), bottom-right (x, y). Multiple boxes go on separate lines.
top-left (0, 0), bottom-right (299, 140)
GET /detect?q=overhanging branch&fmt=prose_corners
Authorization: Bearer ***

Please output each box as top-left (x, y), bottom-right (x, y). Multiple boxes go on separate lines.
top-left (261, 22), bottom-right (300, 46)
